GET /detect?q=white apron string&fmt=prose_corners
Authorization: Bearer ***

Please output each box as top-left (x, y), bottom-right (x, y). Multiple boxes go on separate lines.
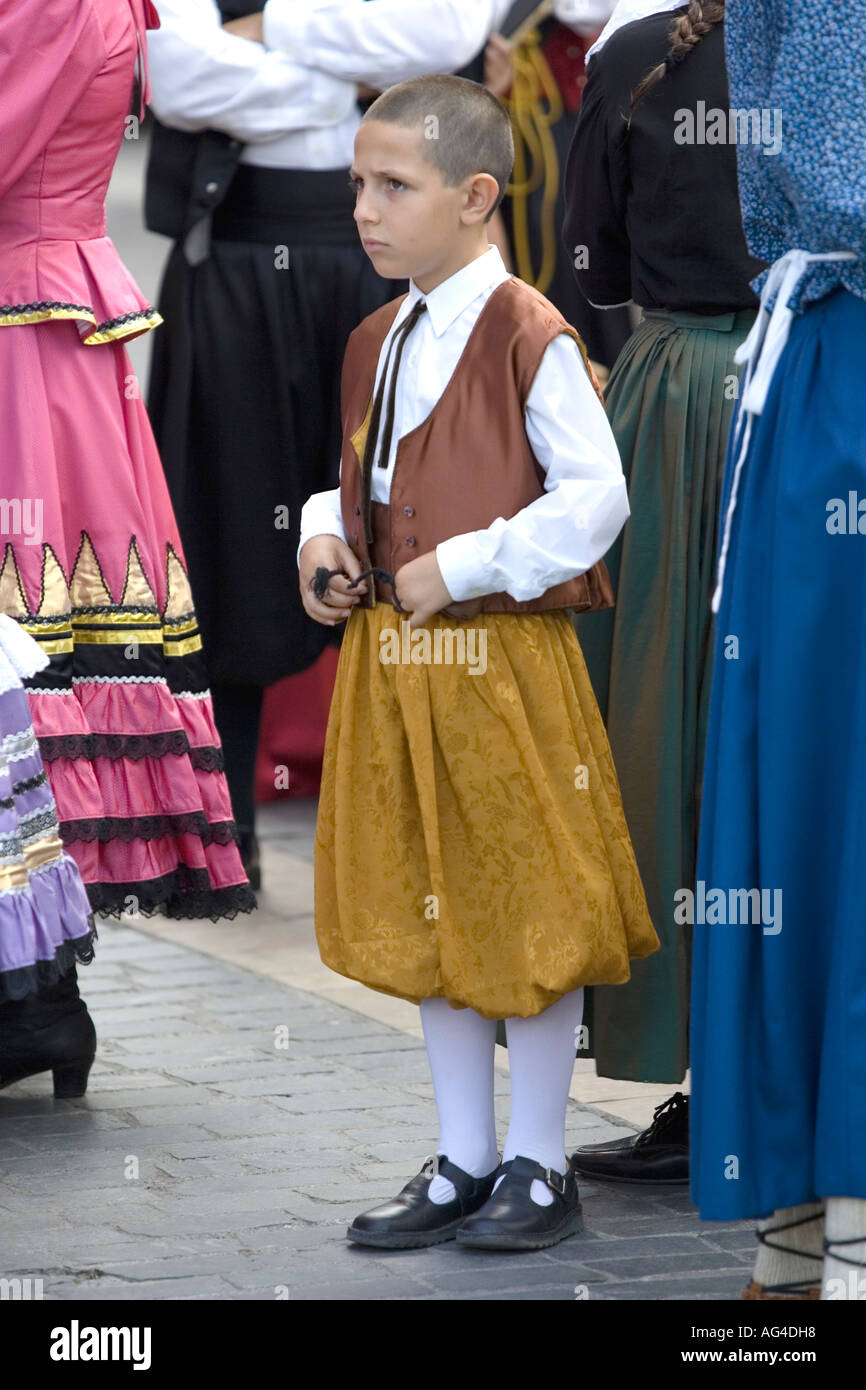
top-left (710, 249), bottom-right (857, 615)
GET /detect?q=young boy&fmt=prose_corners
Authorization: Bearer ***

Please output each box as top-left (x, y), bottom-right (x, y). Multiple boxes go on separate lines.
top-left (297, 74), bottom-right (657, 1252)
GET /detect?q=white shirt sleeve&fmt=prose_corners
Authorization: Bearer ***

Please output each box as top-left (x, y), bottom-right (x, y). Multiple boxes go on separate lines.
top-left (146, 0), bottom-right (357, 141)
top-left (553, 0), bottom-right (618, 37)
top-left (297, 486), bottom-right (347, 569)
top-left (434, 333), bottom-right (629, 603)
top-left (262, 0), bottom-right (515, 87)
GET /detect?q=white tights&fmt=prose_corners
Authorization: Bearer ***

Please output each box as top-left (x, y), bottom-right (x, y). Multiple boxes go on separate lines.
top-left (419, 988), bottom-right (584, 1208)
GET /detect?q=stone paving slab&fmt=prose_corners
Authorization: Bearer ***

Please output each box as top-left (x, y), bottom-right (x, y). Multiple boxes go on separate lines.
top-left (0, 922), bottom-right (751, 1301)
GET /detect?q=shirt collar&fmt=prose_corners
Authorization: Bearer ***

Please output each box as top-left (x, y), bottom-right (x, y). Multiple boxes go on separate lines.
top-left (586, 0), bottom-right (687, 66)
top-left (406, 245), bottom-right (510, 337)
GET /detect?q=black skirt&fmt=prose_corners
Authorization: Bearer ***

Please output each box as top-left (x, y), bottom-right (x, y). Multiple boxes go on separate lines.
top-left (147, 164), bottom-right (405, 687)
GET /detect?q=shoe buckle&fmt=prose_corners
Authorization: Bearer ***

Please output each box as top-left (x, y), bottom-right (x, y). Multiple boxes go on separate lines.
top-left (544, 1166), bottom-right (567, 1196)
top-left (421, 1154), bottom-right (439, 1179)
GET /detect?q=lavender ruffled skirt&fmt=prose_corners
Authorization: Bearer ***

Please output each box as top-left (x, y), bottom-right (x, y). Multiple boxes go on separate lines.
top-left (0, 615), bottom-right (94, 1001)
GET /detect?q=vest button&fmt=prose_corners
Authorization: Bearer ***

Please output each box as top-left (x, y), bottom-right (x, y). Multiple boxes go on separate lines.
top-left (353, 533), bottom-right (359, 543)
top-left (354, 505), bottom-right (361, 516)
top-left (205, 180), bottom-right (219, 194)
top-left (403, 505), bottom-right (414, 517)
top-left (405, 536), bottom-right (416, 547)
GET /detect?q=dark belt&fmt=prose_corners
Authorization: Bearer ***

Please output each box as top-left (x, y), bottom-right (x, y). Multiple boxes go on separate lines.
top-left (211, 163), bottom-right (359, 245)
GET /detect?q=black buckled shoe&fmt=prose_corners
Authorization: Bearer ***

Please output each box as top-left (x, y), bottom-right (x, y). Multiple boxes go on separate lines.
top-left (456, 1155), bottom-right (584, 1251)
top-left (570, 1090), bottom-right (689, 1184)
top-left (346, 1153), bottom-right (500, 1249)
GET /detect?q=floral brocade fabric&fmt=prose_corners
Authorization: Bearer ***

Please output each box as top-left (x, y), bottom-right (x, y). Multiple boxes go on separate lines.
top-left (314, 601), bottom-right (659, 1020)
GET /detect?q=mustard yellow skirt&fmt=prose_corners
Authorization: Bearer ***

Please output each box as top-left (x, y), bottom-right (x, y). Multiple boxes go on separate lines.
top-left (314, 602), bottom-right (659, 1020)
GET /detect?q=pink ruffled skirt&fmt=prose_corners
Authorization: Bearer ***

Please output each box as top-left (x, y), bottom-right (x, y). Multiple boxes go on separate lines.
top-left (0, 317), bottom-right (255, 920)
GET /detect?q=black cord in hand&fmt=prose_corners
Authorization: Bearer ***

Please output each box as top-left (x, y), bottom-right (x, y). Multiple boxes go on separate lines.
top-left (311, 566), bottom-right (345, 601)
top-left (311, 565), bottom-right (406, 613)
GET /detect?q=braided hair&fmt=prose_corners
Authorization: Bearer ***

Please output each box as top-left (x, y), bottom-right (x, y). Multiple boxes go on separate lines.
top-left (628, 0), bottom-right (726, 123)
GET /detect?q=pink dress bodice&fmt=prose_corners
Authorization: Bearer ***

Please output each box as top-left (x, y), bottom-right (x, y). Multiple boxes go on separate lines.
top-left (0, 0), bottom-right (162, 344)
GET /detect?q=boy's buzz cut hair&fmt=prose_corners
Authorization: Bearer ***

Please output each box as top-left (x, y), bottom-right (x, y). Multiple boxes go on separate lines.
top-left (362, 74), bottom-right (514, 221)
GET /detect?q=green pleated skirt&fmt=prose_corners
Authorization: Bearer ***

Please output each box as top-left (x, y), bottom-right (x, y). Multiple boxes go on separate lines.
top-left (573, 306), bottom-right (756, 1082)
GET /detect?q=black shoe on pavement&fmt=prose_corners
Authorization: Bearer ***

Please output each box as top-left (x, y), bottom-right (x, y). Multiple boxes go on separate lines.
top-left (346, 1153), bottom-right (500, 1249)
top-left (456, 1155), bottom-right (584, 1251)
top-left (570, 1090), bottom-right (689, 1184)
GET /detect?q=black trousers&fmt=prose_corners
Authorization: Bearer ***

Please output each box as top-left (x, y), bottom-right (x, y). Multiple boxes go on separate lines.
top-left (210, 682), bottom-right (263, 835)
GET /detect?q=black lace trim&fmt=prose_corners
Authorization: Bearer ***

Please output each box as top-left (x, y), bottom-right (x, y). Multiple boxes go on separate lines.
top-left (39, 732), bottom-right (224, 771)
top-left (0, 918), bottom-right (97, 1004)
top-left (86, 869), bottom-right (256, 922)
top-left (160, 882), bottom-right (257, 920)
top-left (94, 307), bottom-right (158, 333)
top-left (188, 746), bottom-right (225, 773)
top-left (0, 302), bottom-right (158, 333)
top-left (59, 813), bottom-right (239, 847)
top-left (18, 807), bottom-right (57, 840)
top-left (70, 604), bottom-right (158, 618)
top-left (12, 771), bottom-right (47, 796)
top-left (0, 299), bottom-right (92, 315)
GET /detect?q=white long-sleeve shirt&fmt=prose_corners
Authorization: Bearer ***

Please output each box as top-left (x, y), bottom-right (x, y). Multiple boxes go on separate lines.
top-left (553, 0), bottom-right (617, 36)
top-left (298, 245), bottom-right (629, 604)
top-left (262, 0), bottom-right (514, 84)
top-left (147, 0), bottom-right (514, 170)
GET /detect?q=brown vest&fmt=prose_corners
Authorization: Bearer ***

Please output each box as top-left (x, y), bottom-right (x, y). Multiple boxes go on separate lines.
top-left (339, 276), bottom-right (614, 618)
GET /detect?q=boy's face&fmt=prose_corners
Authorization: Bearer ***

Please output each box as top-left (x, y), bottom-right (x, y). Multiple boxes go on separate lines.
top-left (350, 119), bottom-right (491, 292)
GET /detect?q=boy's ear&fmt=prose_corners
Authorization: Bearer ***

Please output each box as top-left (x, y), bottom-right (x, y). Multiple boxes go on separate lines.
top-left (461, 172), bottom-right (501, 225)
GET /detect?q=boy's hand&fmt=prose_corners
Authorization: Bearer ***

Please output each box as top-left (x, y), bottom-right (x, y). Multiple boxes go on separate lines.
top-left (484, 32), bottom-right (515, 100)
top-left (299, 536), bottom-right (367, 626)
top-left (393, 551), bottom-right (454, 629)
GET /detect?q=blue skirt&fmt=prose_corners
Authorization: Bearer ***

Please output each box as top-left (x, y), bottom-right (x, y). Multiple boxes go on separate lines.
top-left (690, 288), bottom-right (866, 1220)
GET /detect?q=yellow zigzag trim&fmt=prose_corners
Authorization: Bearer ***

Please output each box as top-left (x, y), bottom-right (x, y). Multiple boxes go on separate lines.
top-left (0, 535), bottom-right (201, 653)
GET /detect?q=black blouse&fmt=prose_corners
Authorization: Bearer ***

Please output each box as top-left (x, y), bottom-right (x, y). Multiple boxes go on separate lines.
top-left (562, 9), bottom-right (763, 314)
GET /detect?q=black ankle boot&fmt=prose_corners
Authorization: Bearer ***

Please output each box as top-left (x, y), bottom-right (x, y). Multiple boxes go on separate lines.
top-left (0, 967), bottom-right (97, 1098)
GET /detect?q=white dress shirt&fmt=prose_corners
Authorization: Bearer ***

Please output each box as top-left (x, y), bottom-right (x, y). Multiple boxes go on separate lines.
top-left (554, 0), bottom-right (617, 35)
top-left (147, 0), bottom-right (514, 170)
top-left (263, 0), bottom-right (514, 83)
top-left (298, 246), bottom-right (629, 604)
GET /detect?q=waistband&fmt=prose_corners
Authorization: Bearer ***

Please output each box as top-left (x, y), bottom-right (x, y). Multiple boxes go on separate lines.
top-left (641, 307), bottom-right (758, 334)
top-left (211, 164), bottom-right (359, 245)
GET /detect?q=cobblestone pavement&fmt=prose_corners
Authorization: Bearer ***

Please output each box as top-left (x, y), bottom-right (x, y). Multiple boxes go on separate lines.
top-left (0, 923), bottom-right (755, 1301)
